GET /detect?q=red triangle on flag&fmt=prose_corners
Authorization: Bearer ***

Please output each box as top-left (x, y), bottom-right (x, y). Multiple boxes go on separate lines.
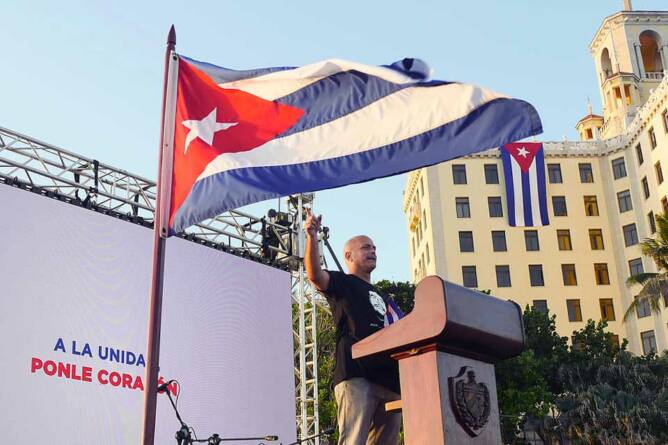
top-left (503, 143), bottom-right (542, 172)
top-left (169, 58), bottom-right (304, 228)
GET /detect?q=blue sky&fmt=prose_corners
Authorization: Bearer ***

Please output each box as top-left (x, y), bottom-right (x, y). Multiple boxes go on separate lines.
top-left (2, 0), bottom-right (664, 282)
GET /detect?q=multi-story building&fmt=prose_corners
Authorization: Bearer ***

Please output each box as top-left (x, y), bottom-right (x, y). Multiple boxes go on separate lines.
top-left (403, 2), bottom-right (668, 356)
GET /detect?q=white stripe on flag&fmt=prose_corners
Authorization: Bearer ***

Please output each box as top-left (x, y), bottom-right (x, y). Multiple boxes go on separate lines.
top-left (217, 59), bottom-right (427, 101)
top-left (511, 158), bottom-right (524, 226)
top-left (529, 161), bottom-right (542, 226)
top-left (198, 83), bottom-right (506, 180)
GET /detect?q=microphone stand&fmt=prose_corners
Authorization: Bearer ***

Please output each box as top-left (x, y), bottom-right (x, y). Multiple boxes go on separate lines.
top-left (285, 427), bottom-right (336, 445)
top-left (159, 382), bottom-right (279, 445)
top-left (163, 385), bottom-right (192, 445)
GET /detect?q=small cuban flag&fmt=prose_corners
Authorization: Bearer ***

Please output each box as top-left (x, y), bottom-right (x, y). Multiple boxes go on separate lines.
top-left (384, 298), bottom-right (405, 327)
top-left (500, 143), bottom-right (549, 227)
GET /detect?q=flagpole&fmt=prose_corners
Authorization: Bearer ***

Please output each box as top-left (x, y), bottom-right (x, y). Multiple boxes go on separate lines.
top-left (141, 25), bottom-right (177, 445)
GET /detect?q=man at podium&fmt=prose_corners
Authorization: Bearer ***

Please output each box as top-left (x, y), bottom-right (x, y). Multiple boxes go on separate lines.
top-left (304, 210), bottom-right (401, 445)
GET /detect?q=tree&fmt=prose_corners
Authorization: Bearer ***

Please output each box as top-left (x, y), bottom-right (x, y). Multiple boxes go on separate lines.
top-left (496, 307), bottom-right (569, 443)
top-left (374, 280), bottom-right (416, 314)
top-left (557, 351), bottom-right (668, 444)
top-left (624, 212), bottom-right (668, 321)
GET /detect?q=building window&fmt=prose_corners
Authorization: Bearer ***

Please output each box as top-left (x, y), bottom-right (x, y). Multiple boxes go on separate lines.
top-left (589, 229), bottom-right (604, 250)
top-left (649, 127), bottom-right (657, 149)
top-left (533, 300), bottom-right (548, 314)
top-left (547, 164), bottom-right (563, 183)
top-left (455, 197), bottom-right (470, 218)
top-left (452, 164), bottom-right (467, 184)
top-left (610, 334), bottom-right (620, 348)
top-left (663, 197), bottom-right (668, 213)
top-left (635, 143), bottom-right (644, 165)
top-left (642, 176), bottom-right (650, 199)
top-left (562, 264), bottom-right (577, 285)
top-left (557, 230), bottom-right (572, 251)
top-left (488, 196), bottom-right (503, 218)
top-left (529, 264), bottom-right (544, 286)
top-left (491, 231), bottom-right (507, 252)
top-left (600, 298), bottom-right (616, 321)
top-left (617, 190), bottom-right (633, 213)
top-left (420, 177), bottom-right (424, 196)
top-left (635, 296), bottom-right (651, 319)
top-left (567, 299), bottom-right (583, 322)
top-left (594, 263), bottom-right (610, 285)
top-left (422, 209), bottom-right (427, 230)
top-left (462, 266), bottom-right (478, 288)
top-left (484, 164), bottom-right (499, 184)
top-left (524, 230), bottom-right (540, 251)
top-left (656, 162), bottom-right (664, 184)
top-left (663, 109), bottom-right (668, 133)
top-left (426, 243), bottom-right (430, 264)
top-left (552, 196), bottom-right (567, 216)
top-left (585, 128), bottom-right (593, 139)
top-left (641, 330), bottom-right (657, 355)
top-left (459, 231), bottom-right (474, 252)
top-left (579, 163), bottom-right (594, 183)
top-left (584, 195), bottom-right (599, 216)
top-left (611, 157), bottom-right (627, 179)
top-left (496, 265), bottom-right (511, 287)
top-left (648, 211), bottom-right (656, 234)
top-left (623, 223), bottom-right (639, 246)
top-left (629, 258), bottom-right (644, 277)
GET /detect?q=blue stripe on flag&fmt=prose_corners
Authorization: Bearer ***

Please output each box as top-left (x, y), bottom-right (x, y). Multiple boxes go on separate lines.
top-left (501, 149), bottom-right (516, 226)
top-left (535, 148), bottom-right (549, 225)
top-left (181, 56), bottom-right (293, 84)
top-left (276, 72), bottom-right (450, 137)
top-left (521, 170), bottom-right (533, 226)
top-left (172, 97), bottom-right (541, 232)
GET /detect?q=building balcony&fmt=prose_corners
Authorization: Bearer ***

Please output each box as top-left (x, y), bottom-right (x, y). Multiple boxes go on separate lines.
top-left (409, 203), bottom-right (421, 232)
top-left (645, 71), bottom-right (664, 80)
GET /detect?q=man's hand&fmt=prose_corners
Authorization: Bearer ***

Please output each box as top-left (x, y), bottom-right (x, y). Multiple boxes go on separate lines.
top-left (303, 208), bottom-right (329, 291)
top-left (304, 208), bottom-right (322, 238)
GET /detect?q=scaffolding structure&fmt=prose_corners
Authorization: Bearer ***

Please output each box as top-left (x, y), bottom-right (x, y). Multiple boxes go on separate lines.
top-left (0, 125), bottom-right (321, 444)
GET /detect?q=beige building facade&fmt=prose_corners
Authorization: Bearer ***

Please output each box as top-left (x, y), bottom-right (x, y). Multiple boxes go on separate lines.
top-left (403, 4), bottom-right (668, 356)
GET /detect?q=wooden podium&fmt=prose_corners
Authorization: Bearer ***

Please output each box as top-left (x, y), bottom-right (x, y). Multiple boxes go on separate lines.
top-left (352, 276), bottom-right (524, 444)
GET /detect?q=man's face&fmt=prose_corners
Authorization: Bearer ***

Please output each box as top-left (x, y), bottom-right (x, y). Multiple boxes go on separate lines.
top-left (345, 236), bottom-right (377, 272)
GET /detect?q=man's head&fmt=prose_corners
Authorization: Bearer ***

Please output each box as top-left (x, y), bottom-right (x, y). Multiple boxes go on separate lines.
top-left (343, 235), bottom-right (377, 277)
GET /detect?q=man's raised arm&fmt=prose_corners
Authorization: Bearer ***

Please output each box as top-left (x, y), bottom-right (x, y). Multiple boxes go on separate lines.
top-left (304, 209), bottom-right (330, 292)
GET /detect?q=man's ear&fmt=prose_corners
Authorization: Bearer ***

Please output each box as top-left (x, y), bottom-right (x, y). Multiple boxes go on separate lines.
top-left (344, 250), bottom-right (352, 262)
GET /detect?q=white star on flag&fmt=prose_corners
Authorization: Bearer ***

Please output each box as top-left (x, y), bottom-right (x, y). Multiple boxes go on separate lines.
top-left (516, 146), bottom-right (529, 158)
top-left (182, 108), bottom-right (238, 154)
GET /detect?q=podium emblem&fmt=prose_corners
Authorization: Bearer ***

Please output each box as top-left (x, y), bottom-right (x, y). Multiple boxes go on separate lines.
top-left (449, 366), bottom-right (491, 436)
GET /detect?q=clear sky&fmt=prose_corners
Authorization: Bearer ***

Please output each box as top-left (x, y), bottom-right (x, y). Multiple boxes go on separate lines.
top-left (2, 0), bottom-right (665, 282)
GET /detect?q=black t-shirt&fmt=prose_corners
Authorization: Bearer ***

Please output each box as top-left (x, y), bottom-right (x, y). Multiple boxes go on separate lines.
top-left (323, 271), bottom-right (400, 394)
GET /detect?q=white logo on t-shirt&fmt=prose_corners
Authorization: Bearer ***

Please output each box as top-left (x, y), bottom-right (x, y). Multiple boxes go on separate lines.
top-left (368, 291), bottom-right (386, 318)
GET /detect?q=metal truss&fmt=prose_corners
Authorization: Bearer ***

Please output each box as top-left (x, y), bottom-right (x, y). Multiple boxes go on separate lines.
top-left (288, 194), bottom-right (322, 445)
top-left (0, 125), bottom-right (321, 442)
top-left (0, 125), bottom-right (300, 268)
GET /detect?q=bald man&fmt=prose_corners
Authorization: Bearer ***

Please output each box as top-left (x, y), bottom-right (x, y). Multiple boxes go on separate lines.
top-left (304, 210), bottom-right (401, 445)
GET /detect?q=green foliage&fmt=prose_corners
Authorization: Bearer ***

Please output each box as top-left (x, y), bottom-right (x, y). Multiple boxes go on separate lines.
top-left (374, 280), bottom-right (415, 314)
top-left (624, 211), bottom-right (668, 321)
top-left (497, 307), bottom-right (667, 444)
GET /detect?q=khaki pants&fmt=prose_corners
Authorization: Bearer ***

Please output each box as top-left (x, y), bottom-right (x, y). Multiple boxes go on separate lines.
top-left (334, 377), bottom-right (402, 445)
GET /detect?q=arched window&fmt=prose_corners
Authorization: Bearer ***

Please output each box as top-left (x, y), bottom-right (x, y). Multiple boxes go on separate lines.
top-left (639, 30), bottom-right (664, 77)
top-left (601, 48), bottom-right (613, 79)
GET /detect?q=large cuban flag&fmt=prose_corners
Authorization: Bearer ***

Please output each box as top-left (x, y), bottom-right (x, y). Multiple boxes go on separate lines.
top-left (165, 55), bottom-right (543, 234)
top-left (500, 143), bottom-right (549, 227)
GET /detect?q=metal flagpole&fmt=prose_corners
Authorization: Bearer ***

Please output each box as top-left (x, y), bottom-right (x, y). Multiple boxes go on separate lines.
top-left (141, 25), bottom-right (178, 445)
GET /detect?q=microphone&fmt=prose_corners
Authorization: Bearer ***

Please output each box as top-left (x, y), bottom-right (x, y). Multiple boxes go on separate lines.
top-left (157, 380), bottom-right (175, 393)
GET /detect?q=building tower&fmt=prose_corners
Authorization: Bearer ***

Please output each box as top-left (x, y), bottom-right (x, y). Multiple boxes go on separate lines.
top-left (588, 1), bottom-right (668, 138)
